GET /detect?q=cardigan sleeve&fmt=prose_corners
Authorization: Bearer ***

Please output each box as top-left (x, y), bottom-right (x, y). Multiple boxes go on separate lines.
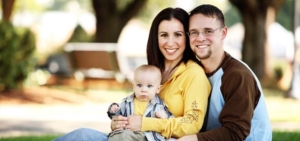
top-left (141, 66), bottom-right (211, 138)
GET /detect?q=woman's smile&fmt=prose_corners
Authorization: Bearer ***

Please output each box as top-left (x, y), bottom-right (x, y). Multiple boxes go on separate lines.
top-left (165, 48), bottom-right (178, 54)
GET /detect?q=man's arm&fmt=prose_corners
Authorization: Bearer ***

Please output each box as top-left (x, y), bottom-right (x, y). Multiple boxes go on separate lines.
top-left (196, 70), bottom-right (259, 140)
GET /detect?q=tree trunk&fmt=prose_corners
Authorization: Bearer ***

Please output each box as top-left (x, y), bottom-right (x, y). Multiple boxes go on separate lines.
top-left (229, 0), bottom-right (285, 80)
top-left (1, 0), bottom-right (15, 21)
top-left (92, 0), bottom-right (147, 43)
top-left (94, 15), bottom-right (126, 43)
top-left (242, 11), bottom-right (267, 79)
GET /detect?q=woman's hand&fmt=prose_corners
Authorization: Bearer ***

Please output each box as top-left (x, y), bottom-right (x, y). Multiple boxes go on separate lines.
top-left (176, 134), bottom-right (198, 141)
top-left (111, 115), bottom-right (128, 131)
top-left (127, 115), bottom-right (142, 131)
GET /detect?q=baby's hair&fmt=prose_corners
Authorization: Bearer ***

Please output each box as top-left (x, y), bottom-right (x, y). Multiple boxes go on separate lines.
top-left (134, 64), bottom-right (162, 81)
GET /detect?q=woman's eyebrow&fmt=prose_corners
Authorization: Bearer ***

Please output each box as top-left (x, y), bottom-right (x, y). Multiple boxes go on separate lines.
top-left (158, 31), bottom-right (167, 34)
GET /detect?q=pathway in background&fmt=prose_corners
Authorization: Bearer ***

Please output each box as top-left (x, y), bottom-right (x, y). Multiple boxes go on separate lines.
top-left (0, 103), bottom-right (112, 137)
top-left (0, 85), bottom-right (127, 137)
top-left (1, 103), bottom-right (300, 137)
top-left (1, 86), bottom-right (300, 137)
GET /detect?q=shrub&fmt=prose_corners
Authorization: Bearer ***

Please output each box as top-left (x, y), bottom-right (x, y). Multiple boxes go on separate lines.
top-left (0, 21), bottom-right (36, 92)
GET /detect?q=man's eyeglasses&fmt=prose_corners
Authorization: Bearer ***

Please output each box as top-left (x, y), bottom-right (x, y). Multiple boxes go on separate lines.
top-left (187, 27), bottom-right (223, 38)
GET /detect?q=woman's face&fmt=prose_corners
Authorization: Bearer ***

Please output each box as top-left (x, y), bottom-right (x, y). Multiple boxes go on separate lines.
top-left (158, 18), bottom-right (186, 62)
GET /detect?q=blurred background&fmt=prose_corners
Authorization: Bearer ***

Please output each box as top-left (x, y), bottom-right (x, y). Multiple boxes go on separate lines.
top-left (0, 0), bottom-right (300, 140)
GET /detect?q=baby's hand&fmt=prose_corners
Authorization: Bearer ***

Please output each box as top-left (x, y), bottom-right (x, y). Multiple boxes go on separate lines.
top-left (110, 104), bottom-right (119, 113)
top-left (155, 110), bottom-right (167, 119)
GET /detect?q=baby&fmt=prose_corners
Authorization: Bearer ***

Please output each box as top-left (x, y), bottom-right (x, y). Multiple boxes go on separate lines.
top-left (107, 64), bottom-right (173, 141)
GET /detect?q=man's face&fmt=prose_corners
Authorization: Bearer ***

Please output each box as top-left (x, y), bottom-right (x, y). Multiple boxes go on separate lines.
top-left (189, 13), bottom-right (226, 60)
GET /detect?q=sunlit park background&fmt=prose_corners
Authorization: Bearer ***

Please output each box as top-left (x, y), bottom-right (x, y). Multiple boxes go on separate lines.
top-left (0, 0), bottom-right (300, 140)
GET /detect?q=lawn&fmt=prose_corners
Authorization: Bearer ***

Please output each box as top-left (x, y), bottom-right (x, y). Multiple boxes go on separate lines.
top-left (1, 131), bottom-right (300, 141)
top-left (272, 131), bottom-right (300, 141)
top-left (0, 135), bottom-right (60, 141)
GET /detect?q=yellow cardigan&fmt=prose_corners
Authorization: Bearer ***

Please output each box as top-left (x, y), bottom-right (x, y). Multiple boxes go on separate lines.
top-left (141, 60), bottom-right (211, 138)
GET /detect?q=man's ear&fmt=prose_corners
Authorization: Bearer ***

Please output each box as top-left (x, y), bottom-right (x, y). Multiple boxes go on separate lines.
top-left (221, 26), bottom-right (228, 40)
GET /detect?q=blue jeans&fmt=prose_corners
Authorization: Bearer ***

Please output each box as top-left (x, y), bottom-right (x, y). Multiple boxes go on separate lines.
top-left (53, 128), bottom-right (108, 141)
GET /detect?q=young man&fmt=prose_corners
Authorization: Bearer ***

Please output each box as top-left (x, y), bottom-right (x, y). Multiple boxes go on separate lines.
top-left (178, 4), bottom-right (272, 141)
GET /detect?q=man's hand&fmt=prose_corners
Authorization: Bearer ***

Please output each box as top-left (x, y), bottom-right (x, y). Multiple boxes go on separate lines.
top-left (176, 134), bottom-right (198, 141)
top-left (155, 110), bottom-right (167, 119)
top-left (126, 115), bottom-right (142, 131)
top-left (111, 115), bottom-right (128, 131)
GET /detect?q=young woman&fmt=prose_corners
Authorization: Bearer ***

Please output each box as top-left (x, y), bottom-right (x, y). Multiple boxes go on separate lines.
top-left (53, 7), bottom-right (211, 141)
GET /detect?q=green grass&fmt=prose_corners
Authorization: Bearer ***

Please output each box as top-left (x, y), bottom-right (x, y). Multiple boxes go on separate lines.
top-left (1, 131), bottom-right (300, 141)
top-left (272, 131), bottom-right (300, 141)
top-left (0, 135), bottom-right (60, 141)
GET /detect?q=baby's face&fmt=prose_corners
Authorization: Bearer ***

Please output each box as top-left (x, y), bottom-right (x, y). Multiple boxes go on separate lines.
top-left (133, 71), bottom-right (161, 102)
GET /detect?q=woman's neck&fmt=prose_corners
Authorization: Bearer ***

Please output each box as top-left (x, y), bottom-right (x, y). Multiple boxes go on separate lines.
top-left (162, 59), bottom-right (181, 84)
top-left (164, 58), bottom-right (182, 72)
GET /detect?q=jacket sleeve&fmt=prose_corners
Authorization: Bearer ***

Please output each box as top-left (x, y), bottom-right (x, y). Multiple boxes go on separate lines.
top-left (197, 70), bottom-right (259, 140)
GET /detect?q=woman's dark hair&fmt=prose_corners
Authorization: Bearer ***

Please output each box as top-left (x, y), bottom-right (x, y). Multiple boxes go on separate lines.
top-left (146, 7), bottom-right (197, 72)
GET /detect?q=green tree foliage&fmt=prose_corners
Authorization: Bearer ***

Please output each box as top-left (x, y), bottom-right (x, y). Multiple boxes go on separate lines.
top-left (276, 0), bottom-right (293, 31)
top-left (0, 21), bottom-right (36, 92)
top-left (225, 0), bottom-right (294, 31)
top-left (224, 4), bottom-right (241, 28)
top-left (224, 0), bottom-right (293, 30)
top-left (13, 0), bottom-right (47, 13)
top-left (48, 0), bottom-right (92, 11)
top-left (68, 24), bottom-right (93, 42)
